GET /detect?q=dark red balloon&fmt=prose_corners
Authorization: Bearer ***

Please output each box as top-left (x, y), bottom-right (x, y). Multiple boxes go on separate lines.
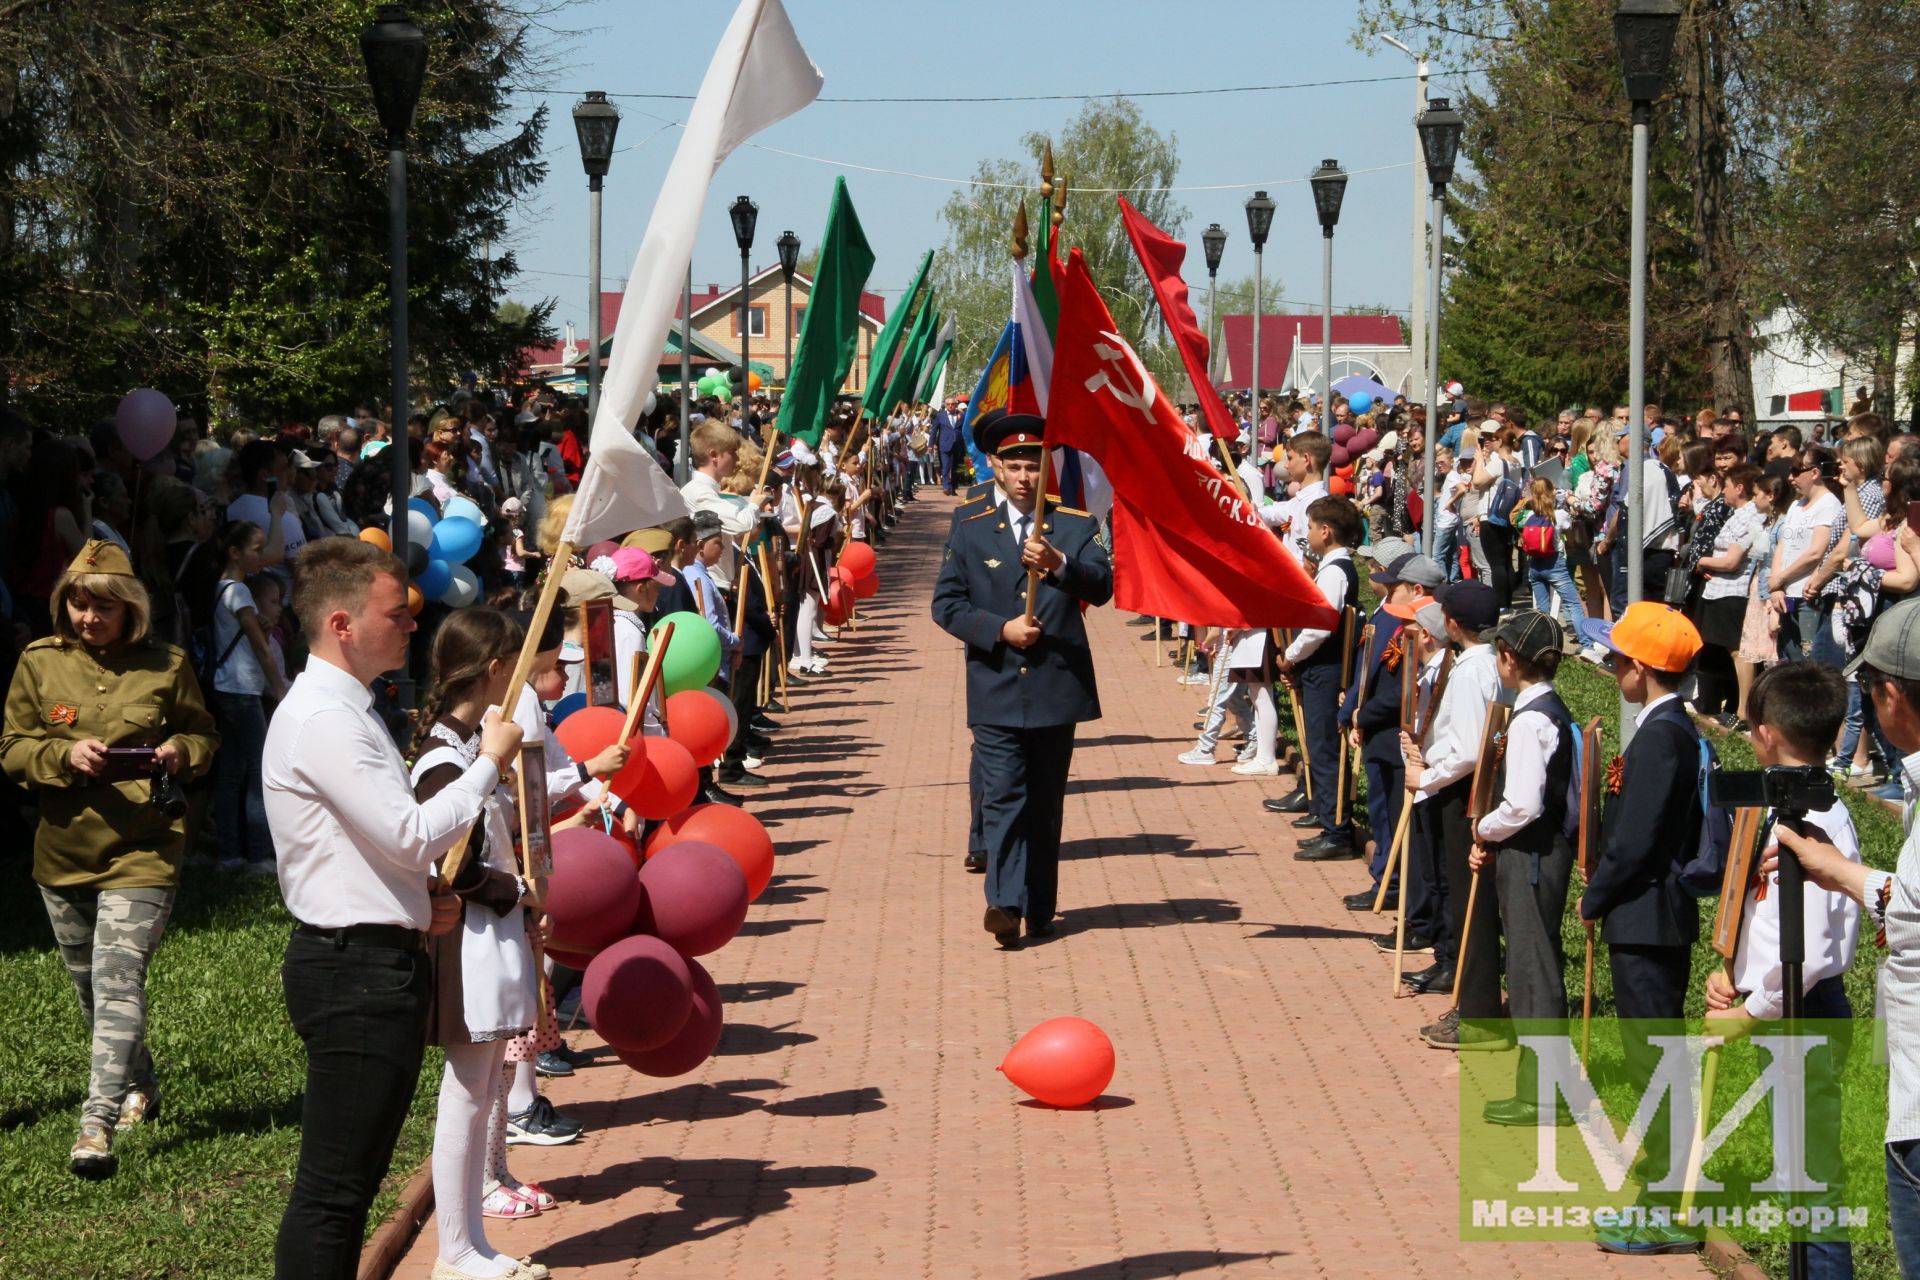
top-left (644, 803), bottom-right (776, 900)
top-left (547, 828), bottom-right (642, 954)
top-left (616, 958), bottom-right (723, 1077)
top-left (582, 935), bottom-right (694, 1052)
top-left (634, 840), bottom-right (749, 957)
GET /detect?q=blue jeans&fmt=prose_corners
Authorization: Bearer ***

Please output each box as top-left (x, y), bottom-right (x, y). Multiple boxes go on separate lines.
top-left (212, 692), bottom-right (274, 864)
top-left (1887, 1140), bottom-right (1920, 1279)
top-left (1432, 524), bottom-right (1462, 582)
top-left (1527, 553), bottom-right (1588, 629)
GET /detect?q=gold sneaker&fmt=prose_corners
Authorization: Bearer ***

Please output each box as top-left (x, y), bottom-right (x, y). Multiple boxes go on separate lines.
top-left (70, 1118), bottom-right (116, 1179)
top-left (117, 1084), bottom-right (159, 1130)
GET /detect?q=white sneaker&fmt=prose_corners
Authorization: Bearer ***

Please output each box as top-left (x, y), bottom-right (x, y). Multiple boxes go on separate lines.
top-left (806, 657), bottom-right (829, 674)
top-left (1177, 671), bottom-right (1210, 685)
top-left (1177, 748), bottom-right (1217, 766)
top-left (1230, 759), bottom-right (1280, 776)
top-left (743, 754), bottom-right (764, 770)
top-left (1580, 643), bottom-right (1610, 665)
top-left (1236, 743), bottom-right (1257, 763)
top-left (787, 658), bottom-right (809, 676)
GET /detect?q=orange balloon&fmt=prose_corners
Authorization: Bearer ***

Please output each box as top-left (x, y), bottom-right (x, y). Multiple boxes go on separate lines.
top-left (554, 706), bottom-right (625, 765)
top-left (747, 371), bottom-right (763, 391)
top-left (609, 736), bottom-right (699, 820)
top-left (839, 542), bottom-right (877, 577)
top-left (998, 1017), bottom-right (1115, 1108)
top-left (664, 688), bottom-right (732, 767)
top-left (358, 526), bottom-right (392, 552)
top-left (645, 802), bottom-right (776, 900)
top-left (406, 584), bottom-right (424, 616)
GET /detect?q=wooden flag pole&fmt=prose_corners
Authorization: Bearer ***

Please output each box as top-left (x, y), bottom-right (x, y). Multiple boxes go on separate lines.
top-left (1021, 446), bottom-right (1052, 625)
top-left (759, 541), bottom-right (791, 711)
top-left (617, 624), bottom-right (673, 749)
top-left (1450, 701), bottom-right (1512, 1009)
top-left (513, 760), bottom-right (549, 1024)
top-left (1679, 1045), bottom-right (1723, 1222)
top-left (1385, 817), bottom-right (1414, 994)
top-left (439, 541), bottom-right (573, 888)
top-left (1581, 926), bottom-right (1596, 1073)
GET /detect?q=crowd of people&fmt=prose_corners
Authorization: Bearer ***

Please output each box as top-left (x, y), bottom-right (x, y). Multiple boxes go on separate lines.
top-left (0, 381), bottom-right (924, 1280)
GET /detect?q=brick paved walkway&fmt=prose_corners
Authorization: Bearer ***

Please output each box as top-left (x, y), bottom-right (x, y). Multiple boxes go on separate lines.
top-left (391, 494), bottom-right (1706, 1280)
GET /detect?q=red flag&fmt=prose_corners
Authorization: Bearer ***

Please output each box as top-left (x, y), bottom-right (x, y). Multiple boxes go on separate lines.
top-left (1116, 197), bottom-right (1239, 443)
top-left (1047, 250), bottom-right (1335, 630)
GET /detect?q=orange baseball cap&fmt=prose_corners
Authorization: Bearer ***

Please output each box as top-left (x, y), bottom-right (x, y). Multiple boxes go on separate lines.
top-left (1580, 601), bottom-right (1701, 673)
top-left (1383, 594), bottom-right (1436, 621)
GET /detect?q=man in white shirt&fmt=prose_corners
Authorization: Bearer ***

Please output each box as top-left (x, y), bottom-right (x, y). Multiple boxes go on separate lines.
top-left (262, 538), bottom-right (521, 1278)
top-left (679, 419), bottom-right (768, 593)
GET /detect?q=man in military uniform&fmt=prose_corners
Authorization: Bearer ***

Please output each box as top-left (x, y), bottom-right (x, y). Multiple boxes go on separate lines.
top-left (933, 413), bottom-right (1113, 946)
top-left (949, 410), bottom-right (1005, 875)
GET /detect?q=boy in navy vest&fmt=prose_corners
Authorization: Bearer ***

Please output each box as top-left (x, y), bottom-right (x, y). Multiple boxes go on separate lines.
top-left (1470, 611), bottom-right (1578, 1124)
top-left (1278, 496), bottom-right (1361, 859)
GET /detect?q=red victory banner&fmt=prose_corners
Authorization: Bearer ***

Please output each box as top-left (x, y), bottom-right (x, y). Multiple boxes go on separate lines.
top-left (1115, 197), bottom-right (1239, 444)
top-left (1046, 249), bottom-right (1335, 630)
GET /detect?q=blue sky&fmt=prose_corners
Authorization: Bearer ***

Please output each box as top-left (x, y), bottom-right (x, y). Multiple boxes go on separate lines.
top-left (501, 1), bottom-right (1480, 336)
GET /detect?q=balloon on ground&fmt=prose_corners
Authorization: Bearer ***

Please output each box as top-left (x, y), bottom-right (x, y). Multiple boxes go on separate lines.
top-left (547, 828), bottom-right (643, 954)
top-left (645, 803), bottom-right (776, 901)
top-left (582, 935), bottom-right (694, 1052)
top-left (634, 840), bottom-right (749, 956)
top-left (616, 958), bottom-right (722, 1078)
top-left (999, 1017), bottom-right (1115, 1108)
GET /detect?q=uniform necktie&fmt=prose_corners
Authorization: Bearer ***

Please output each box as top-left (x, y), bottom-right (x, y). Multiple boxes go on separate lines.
top-left (1015, 514), bottom-right (1030, 550)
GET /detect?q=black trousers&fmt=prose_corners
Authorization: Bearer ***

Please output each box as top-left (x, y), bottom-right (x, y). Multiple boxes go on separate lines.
top-left (1363, 752), bottom-right (1404, 891)
top-left (967, 744), bottom-right (984, 858)
top-left (720, 652), bottom-right (764, 774)
top-left (1406, 791), bottom-right (1449, 945)
top-left (1481, 520), bottom-right (1515, 607)
top-left (1296, 663), bottom-right (1351, 841)
top-left (275, 930), bottom-right (431, 1280)
top-left (974, 722), bottom-right (1076, 926)
top-left (1608, 941), bottom-right (1692, 1185)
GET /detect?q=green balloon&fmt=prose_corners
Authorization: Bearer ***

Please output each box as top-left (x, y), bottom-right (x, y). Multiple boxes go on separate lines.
top-left (650, 610), bottom-right (721, 695)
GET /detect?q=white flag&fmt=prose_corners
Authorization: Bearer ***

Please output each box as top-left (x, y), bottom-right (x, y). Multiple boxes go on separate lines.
top-left (564, 0), bottom-right (823, 547)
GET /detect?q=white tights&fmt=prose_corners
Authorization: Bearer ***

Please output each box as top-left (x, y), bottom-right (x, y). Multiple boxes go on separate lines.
top-left (435, 1040), bottom-right (512, 1276)
top-left (1250, 681), bottom-right (1278, 767)
top-left (796, 594), bottom-right (820, 662)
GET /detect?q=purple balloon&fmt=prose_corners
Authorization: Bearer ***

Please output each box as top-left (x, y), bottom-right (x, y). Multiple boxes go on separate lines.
top-left (115, 389), bottom-right (176, 462)
top-left (1332, 424), bottom-right (1356, 446)
top-left (1330, 445), bottom-right (1351, 469)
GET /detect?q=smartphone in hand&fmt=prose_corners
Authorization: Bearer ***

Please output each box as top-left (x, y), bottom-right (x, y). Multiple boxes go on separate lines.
top-left (1906, 499), bottom-right (1920, 534)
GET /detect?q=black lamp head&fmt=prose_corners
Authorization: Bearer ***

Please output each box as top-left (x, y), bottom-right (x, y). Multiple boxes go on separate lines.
top-left (776, 229), bottom-right (801, 280)
top-left (360, 4), bottom-right (428, 148)
top-left (1309, 159), bottom-right (1348, 235)
top-left (572, 91), bottom-right (621, 179)
top-left (1416, 98), bottom-right (1465, 191)
top-left (1243, 192), bottom-right (1275, 251)
top-left (1613, 0), bottom-right (1683, 107)
top-left (1201, 222), bottom-right (1227, 275)
top-left (729, 195), bottom-right (759, 254)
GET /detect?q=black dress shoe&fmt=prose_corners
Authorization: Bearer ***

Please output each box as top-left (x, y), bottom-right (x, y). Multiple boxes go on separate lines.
top-left (1027, 918), bottom-right (1056, 939)
top-left (1344, 889), bottom-right (1392, 912)
top-left (1403, 960), bottom-right (1455, 994)
top-left (1371, 931), bottom-right (1434, 954)
top-left (1295, 835), bottom-right (1360, 861)
top-left (1289, 813), bottom-right (1321, 830)
top-left (702, 785), bottom-right (742, 807)
top-left (964, 850), bottom-right (986, 873)
top-left (751, 714), bottom-right (781, 733)
top-left (716, 769), bottom-right (771, 789)
top-left (1483, 1097), bottom-right (1572, 1127)
top-left (1264, 790), bottom-right (1310, 814)
top-left (983, 905), bottom-right (1022, 947)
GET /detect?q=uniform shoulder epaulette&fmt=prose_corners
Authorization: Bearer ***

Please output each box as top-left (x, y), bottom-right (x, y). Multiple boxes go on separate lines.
top-left (1052, 506), bottom-right (1091, 518)
top-left (962, 506), bottom-right (999, 523)
top-left (21, 635), bottom-right (66, 655)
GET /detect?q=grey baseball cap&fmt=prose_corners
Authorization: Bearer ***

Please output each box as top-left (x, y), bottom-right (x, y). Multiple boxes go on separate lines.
top-left (1492, 609), bottom-right (1565, 664)
top-left (1358, 536), bottom-right (1412, 567)
top-left (1371, 553), bottom-right (1446, 591)
top-left (1849, 597), bottom-right (1920, 679)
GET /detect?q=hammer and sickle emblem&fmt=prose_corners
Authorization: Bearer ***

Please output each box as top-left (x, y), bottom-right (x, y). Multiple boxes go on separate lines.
top-left (1082, 330), bottom-right (1157, 422)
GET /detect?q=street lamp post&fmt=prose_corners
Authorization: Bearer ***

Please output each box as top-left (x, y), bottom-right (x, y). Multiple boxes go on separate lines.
top-left (1382, 35), bottom-right (1430, 400)
top-left (1244, 192), bottom-right (1274, 417)
top-left (1614, 0), bottom-right (1681, 752)
top-left (1310, 160), bottom-right (1349, 435)
top-left (776, 229), bottom-right (801, 400)
top-left (728, 195), bottom-right (758, 425)
top-left (1416, 97), bottom-right (1464, 557)
top-left (359, 3), bottom-right (426, 664)
top-left (1201, 223), bottom-right (1227, 388)
top-left (572, 91), bottom-right (620, 424)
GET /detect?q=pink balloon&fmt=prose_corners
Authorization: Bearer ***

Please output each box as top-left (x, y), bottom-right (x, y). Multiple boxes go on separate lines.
top-left (634, 840), bottom-right (749, 957)
top-left (115, 389), bottom-right (177, 462)
top-left (615, 958), bottom-right (723, 1077)
top-left (583, 934), bottom-right (694, 1052)
top-left (548, 828), bottom-right (642, 955)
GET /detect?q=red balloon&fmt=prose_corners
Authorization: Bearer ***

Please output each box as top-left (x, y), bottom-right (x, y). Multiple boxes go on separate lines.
top-left (645, 803), bottom-right (776, 900)
top-left (615, 958), bottom-right (722, 1078)
top-left (547, 828), bottom-right (642, 955)
top-left (822, 580), bottom-right (853, 626)
top-left (1328, 476), bottom-right (1355, 497)
top-left (664, 689), bottom-right (732, 767)
top-left (634, 840), bottom-right (749, 957)
top-left (554, 705), bottom-right (625, 767)
top-left (838, 542), bottom-right (877, 577)
top-left (609, 736), bottom-right (699, 820)
top-left (582, 935), bottom-right (693, 1052)
top-left (849, 570), bottom-right (879, 600)
top-left (998, 1017), bottom-right (1115, 1108)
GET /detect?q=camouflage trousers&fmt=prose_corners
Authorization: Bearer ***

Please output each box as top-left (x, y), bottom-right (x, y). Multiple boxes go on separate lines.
top-left (38, 885), bottom-right (176, 1124)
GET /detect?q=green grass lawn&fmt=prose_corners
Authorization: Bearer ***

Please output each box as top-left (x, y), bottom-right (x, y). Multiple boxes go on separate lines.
top-left (0, 856), bottom-right (440, 1279)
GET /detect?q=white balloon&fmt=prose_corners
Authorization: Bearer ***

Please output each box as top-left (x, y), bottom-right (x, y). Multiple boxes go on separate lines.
top-left (443, 495), bottom-right (486, 526)
top-left (443, 564), bottom-right (481, 609)
top-left (406, 508), bottom-right (435, 551)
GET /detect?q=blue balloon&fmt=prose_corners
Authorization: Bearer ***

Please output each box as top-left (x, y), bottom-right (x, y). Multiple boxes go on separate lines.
top-left (442, 494), bottom-right (485, 527)
top-left (549, 692), bottom-right (588, 728)
top-left (416, 557), bottom-right (452, 600)
top-left (1349, 391), bottom-right (1374, 415)
top-left (430, 515), bottom-right (483, 564)
top-left (407, 496), bottom-right (440, 523)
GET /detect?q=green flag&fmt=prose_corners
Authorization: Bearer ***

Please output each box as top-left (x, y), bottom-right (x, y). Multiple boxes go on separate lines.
top-left (915, 313), bottom-right (957, 403)
top-left (877, 298), bottom-right (938, 420)
top-left (776, 178), bottom-right (876, 448)
top-left (1029, 194), bottom-right (1061, 337)
top-left (860, 248), bottom-right (933, 421)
